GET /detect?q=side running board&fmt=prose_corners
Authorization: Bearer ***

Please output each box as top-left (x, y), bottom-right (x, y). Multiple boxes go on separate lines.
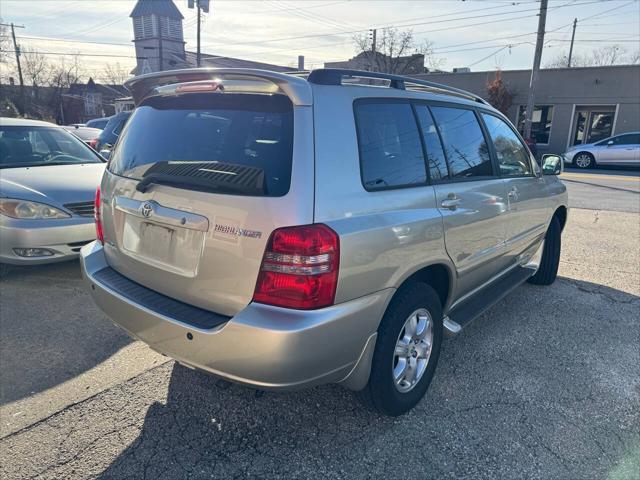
top-left (444, 266), bottom-right (534, 335)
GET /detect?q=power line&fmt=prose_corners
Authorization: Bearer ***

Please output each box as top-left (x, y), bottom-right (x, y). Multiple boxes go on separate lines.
top-left (12, 35), bottom-right (132, 47)
top-left (5, 50), bottom-right (137, 58)
top-left (200, 0), bottom-right (608, 51)
top-left (200, 1), bottom-right (547, 49)
top-left (467, 45), bottom-right (512, 67)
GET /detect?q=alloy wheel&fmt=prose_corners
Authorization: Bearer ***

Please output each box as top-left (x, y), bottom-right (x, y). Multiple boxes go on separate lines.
top-left (392, 308), bottom-right (434, 393)
top-left (575, 153), bottom-right (593, 168)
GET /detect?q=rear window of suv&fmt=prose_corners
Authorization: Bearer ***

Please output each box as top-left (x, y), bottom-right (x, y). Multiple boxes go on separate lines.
top-left (108, 93), bottom-right (294, 197)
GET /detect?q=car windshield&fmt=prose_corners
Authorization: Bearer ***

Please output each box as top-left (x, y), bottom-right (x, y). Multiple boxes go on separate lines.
top-left (0, 126), bottom-right (102, 168)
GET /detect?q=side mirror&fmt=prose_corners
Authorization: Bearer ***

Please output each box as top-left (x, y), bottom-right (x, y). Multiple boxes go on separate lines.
top-left (99, 144), bottom-right (113, 160)
top-left (607, 140), bottom-right (614, 146)
top-left (541, 154), bottom-right (564, 175)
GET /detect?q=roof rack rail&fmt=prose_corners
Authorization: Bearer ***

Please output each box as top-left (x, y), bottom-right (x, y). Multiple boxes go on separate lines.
top-left (306, 68), bottom-right (488, 105)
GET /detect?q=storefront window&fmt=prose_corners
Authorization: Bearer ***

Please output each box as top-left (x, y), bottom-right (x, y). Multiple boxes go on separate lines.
top-left (517, 105), bottom-right (554, 144)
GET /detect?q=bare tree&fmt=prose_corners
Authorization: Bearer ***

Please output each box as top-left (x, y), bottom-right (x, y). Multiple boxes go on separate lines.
top-left (102, 62), bottom-right (130, 85)
top-left (0, 19), bottom-right (12, 67)
top-left (545, 44), bottom-right (640, 68)
top-left (353, 27), bottom-right (443, 74)
top-left (6, 47), bottom-right (86, 120)
top-left (22, 48), bottom-right (51, 88)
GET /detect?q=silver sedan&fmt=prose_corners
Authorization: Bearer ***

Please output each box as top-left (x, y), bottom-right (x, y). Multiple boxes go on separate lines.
top-left (0, 118), bottom-right (105, 266)
top-left (564, 132), bottom-right (640, 169)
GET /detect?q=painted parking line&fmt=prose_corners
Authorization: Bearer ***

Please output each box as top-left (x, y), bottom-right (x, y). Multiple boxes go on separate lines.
top-left (561, 172), bottom-right (640, 183)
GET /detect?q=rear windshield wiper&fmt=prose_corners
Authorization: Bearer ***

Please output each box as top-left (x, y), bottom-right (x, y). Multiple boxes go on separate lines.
top-left (136, 173), bottom-right (266, 196)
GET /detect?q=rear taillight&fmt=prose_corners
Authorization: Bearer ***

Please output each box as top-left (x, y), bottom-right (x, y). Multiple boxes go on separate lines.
top-left (253, 224), bottom-right (340, 310)
top-left (94, 186), bottom-right (104, 244)
top-left (89, 138), bottom-right (99, 150)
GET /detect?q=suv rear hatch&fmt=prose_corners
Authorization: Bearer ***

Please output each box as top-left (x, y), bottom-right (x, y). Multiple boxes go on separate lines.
top-left (100, 72), bottom-right (314, 317)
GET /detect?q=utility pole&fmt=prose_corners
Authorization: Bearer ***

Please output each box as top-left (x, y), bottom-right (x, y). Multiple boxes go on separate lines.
top-left (197, 3), bottom-right (201, 67)
top-left (189, 0), bottom-right (209, 67)
top-left (567, 18), bottom-right (577, 67)
top-left (2, 22), bottom-right (26, 113)
top-left (371, 28), bottom-right (377, 53)
top-left (523, 0), bottom-right (548, 142)
top-left (158, 34), bottom-right (163, 71)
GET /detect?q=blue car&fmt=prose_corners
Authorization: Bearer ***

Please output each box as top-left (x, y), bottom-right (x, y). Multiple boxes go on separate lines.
top-left (95, 112), bottom-right (131, 155)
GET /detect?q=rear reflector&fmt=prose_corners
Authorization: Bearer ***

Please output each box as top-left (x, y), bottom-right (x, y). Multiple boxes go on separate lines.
top-left (94, 186), bottom-right (104, 244)
top-left (253, 224), bottom-right (339, 310)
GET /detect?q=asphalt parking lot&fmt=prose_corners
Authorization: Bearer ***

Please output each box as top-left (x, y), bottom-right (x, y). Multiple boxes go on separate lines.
top-left (1, 173), bottom-right (639, 479)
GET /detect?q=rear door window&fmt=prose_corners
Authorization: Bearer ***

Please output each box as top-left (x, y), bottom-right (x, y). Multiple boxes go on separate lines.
top-left (354, 101), bottom-right (426, 191)
top-left (610, 134), bottom-right (640, 145)
top-left (430, 106), bottom-right (494, 179)
top-left (108, 93), bottom-right (294, 197)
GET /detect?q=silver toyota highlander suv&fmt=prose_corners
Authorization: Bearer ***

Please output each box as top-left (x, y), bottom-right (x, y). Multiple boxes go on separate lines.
top-left (81, 68), bottom-right (568, 416)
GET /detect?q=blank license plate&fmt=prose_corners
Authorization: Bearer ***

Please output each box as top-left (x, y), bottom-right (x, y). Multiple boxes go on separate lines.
top-left (121, 215), bottom-right (204, 277)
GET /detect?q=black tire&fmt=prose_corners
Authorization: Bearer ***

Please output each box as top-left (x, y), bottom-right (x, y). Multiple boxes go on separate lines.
top-left (573, 152), bottom-right (595, 169)
top-left (528, 216), bottom-right (561, 286)
top-left (357, 282), bottom-right (443, 416)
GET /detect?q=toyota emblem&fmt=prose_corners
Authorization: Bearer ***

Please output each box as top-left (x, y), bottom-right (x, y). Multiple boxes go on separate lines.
top-left (141, 202), bottom-right (153, 218)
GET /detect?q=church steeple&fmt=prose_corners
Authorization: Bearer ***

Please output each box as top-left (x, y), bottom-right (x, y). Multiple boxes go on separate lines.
top-left (130, 0), bottom-right (186, 74)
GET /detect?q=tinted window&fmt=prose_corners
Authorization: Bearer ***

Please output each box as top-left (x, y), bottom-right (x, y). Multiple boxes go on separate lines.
top-left (109, 93), bottom-right (294, 197)
top-left (415, 105), bottom-right (448, 181)
top-left (482, 113), bottom-right (532, 177)
top-left (0, 126), bottom-right (101, 168)
top-left (430, 106), bottom-right (493, 179)
top-left (606, 134), bottom-right (640, 146)
top-left (355, 102), bottom-right (426, 190)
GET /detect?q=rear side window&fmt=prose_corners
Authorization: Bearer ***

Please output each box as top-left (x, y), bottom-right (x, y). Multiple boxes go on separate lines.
top-left (109, 93), bottom-right (293, 197)
top-left (481, 113), bottom-right (532, 177)
top-left (430, 106), bottom-right (493, 179)
top-left (609, 134), bottom-right (640, 145)
top-left (354, 102), bottom-right (426, 190)
top-left (414, 105), bottom-right (448, 182)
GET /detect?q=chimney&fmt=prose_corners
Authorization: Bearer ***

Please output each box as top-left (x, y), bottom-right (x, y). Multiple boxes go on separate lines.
top-left (298, 55), bottom-right (305, 71)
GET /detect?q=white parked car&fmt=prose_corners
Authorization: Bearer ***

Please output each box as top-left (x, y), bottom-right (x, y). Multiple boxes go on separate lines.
top-left (0, 118), bottom-right (106, 267)
top-left (564, 132), bottom-right (640, 169)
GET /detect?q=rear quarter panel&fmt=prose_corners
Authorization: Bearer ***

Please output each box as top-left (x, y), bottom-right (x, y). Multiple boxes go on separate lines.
top-left (311, 85), bottom-right (454, 307)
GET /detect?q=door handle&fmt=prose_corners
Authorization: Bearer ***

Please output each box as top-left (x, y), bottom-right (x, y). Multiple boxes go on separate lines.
top-left (441, 195), bottom-right (461, 210)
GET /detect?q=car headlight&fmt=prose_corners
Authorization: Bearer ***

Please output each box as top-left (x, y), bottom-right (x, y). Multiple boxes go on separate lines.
top-left (0, 199), bottom-right (71, 219)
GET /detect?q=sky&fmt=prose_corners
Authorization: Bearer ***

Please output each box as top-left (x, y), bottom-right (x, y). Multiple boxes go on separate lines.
top-left (1, 0), bottom-right (639, 82)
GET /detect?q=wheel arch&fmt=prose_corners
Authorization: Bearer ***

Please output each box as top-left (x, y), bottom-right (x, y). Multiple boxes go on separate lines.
top-left (553, 205), bottom-right (568, 232)
top-left (572, 151), bottom-right (596, 165)
top-left (395, 262), bottom-right (454, 312)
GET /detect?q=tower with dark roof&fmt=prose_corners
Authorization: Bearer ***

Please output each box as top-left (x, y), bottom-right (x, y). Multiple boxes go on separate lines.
top-left (131, 0), bottom-right (187, 74)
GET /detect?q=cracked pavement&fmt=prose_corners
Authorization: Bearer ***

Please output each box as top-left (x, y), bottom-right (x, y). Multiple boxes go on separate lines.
top-left (1, 203), bottom-right (639, 478)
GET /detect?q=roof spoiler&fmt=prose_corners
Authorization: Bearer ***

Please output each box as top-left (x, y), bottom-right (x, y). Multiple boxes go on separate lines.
top-left (124, 68), bottom-right (313, 106)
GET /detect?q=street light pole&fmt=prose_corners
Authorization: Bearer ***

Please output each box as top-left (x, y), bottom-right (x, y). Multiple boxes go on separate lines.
top-left (523, 0), bottom-right (548, 142)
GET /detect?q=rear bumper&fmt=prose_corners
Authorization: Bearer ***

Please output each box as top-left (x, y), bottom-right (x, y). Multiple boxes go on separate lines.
top-left (0, 216), bottom-right (95, 265)
top-left (81, 241), bottom-right (392, 391)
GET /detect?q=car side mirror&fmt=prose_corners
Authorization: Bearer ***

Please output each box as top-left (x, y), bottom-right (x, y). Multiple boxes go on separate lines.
top-left (607, 140), bottom-right (614, 146)
top-left (541, 154), bottom-right (563, 176)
